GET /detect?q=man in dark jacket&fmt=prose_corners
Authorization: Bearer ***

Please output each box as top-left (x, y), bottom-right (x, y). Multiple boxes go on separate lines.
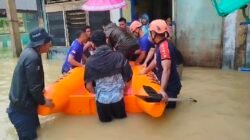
top-left (84, 30), bottom-right (133, 122)
top-left (7, 28), bottom-right (54, 140)
top-left (102, 19), bottom-right (139, 60)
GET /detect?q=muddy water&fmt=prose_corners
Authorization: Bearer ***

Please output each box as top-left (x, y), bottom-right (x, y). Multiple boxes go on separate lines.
top-left (0, 58), bottom-right (250, 140)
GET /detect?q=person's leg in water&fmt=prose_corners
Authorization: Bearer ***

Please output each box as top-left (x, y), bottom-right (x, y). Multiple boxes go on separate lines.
top-left (7, 109), bottom-right (39, 140)
top-left (96, 101), bottom-right (113, 122)
top-left (111, 98), bottom-right (127, 119)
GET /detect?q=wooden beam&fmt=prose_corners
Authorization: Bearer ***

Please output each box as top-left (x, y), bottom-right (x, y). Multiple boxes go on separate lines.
top-left (5, 0), bottom-right (22, 57)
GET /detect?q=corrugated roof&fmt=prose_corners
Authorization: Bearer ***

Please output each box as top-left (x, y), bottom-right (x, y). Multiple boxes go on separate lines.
top-left (0, 0), bottom-right (37, 11)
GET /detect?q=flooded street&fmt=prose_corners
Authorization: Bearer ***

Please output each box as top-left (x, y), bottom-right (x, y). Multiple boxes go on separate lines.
top-left (0, 58), bottom-right (250, 140)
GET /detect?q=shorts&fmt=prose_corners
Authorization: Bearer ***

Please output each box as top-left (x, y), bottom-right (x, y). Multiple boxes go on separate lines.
top-left (7, 107), bottom-right (40, 140)
top-left (96, 98), bottom-right (127, 122)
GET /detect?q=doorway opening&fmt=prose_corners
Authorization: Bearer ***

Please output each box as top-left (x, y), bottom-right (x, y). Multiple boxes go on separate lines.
top-left (132, 0), bottom-right (172, 21)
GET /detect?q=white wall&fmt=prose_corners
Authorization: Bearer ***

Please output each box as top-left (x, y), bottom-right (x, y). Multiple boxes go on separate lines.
top-left (110, 9), bottom-right (121, 25)
top-left (246, 24), bottom-right (250, 66)
top-left (222, 12), bottom-right (237, 69)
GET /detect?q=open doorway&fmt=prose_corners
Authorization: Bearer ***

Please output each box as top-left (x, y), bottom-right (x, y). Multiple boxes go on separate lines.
top-left (132, 0), bottom-right (172, 21)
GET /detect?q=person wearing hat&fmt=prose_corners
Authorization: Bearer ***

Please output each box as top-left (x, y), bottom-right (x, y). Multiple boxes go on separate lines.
top-left (130, 20), bottom-right (154, 65)
top-left (7, 28), bottom-right (55, 139)
top-left (142, 20), bottom-right (181, 108)
top-left (84, 30), bottom-right (133, 122)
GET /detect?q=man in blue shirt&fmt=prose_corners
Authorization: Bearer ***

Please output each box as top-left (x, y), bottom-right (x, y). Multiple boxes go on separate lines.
top-left (130, 21), bottom-right (154, 64)
top-left (62, 30), bottom-right (91, 73)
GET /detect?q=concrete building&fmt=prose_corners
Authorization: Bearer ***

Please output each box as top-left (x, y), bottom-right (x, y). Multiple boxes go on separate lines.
top-left (44, 0), bottom-right (173, 58)
top-left (44, 0), bottom-right (121, 47)
top-left (0, 0), bottom-right (249, 69)
top-left (126, 0), bottom-right (250, 69)
top-left (44, 0), bottom-right (250, 69)
top-left (44, 0), bottom-right (123, 59)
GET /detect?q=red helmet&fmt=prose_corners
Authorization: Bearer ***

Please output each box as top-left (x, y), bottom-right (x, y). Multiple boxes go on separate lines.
top-left (149, 19), bottom-right (168, 34)
top-left (130, 21), bottom-right (142, 32)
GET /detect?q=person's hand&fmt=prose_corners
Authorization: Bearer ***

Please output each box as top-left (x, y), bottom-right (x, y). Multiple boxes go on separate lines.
top-left (146, 71), bottom-right (156, 79)
top-left (148, 73), bottom-right (160, 85)
top-left (146, 71), bottom-right (154, 78)
top-left (140, 68), bottom-right (148, 75)
top-left (135, 61), bottom-right (140, 65)
top-left (89, 92), bottom-right (95, 95)
top-left (142, 62), bottom-right (147, 68)
top-left (44, 99), bottom-right (55, 108)
top-left (159, 90), bottom-right (168, 102)
top-left (85, 41), bottom-right (94, 49)
top-left (134, 49), bottom-right (140, 55)
top-left (124, 82), bottom-right (131, 96)
top-left (149, 77), bottom-right (160, 85)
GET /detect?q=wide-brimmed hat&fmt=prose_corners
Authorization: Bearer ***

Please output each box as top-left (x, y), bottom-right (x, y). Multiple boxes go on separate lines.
top-left (28, 28), bottom-right (52, 48)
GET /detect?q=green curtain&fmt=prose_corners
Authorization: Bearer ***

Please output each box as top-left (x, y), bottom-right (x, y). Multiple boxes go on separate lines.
top-left (211, 0), bottom-right (250, 17)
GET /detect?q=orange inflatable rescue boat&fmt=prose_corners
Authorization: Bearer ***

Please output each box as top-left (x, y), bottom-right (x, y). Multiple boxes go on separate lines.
top-left (38, 64), bottom-right (166, 118)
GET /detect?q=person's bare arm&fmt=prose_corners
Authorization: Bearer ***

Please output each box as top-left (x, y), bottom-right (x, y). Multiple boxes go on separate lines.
top-left (159, 59), bottom-right (171, 102)
top-left (134, 49), bottom-right (141, 55)
top-left (68, 54), bottom-right (83, 67)
top-left (124, 81), bottom-right (132, 95)
top-left (135, 51), bottom-right (146, 64)
top-left (86, 82), bottom-right (95, 94)
top-left (82, 54), bottom-right (87, 64)
top-left (140, 54), bottom-right (157, 74)
top-left (142, 47), bottom-right (155, 67)
top-left (83, 41), bottom-right (93, 52)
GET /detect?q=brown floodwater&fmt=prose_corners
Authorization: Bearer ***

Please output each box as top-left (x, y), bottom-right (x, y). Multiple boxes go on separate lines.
top-left (0, 57), bottom-right (250, 140)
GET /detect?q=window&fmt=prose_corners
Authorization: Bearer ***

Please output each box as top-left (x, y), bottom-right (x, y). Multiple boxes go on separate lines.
top-left (66, 10), bottom-right (86, 45)
top-left (47, 12), bottom-right (66, 46)
top-left (89, 11), bottom-right (110, 31)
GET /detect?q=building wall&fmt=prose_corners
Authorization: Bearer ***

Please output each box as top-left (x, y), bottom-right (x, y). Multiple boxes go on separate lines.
top-left (247, 25), bottom-right (250, 67)
top-left (0, 11), bottom-right (39, 58)
top-left (222, 12), bottom-right (237, 69)
top-left (175, 0), bottom-right (223, 67)
top-left (0, 0), bottom-right (38, 57)
top-left (110, 9), bottom-right (121, 25)
top-left (223, 10), bottom-right (249, 69)
top-left (122, 0), bottom-right (132, 23)
top-left (235, 10), bottom-right (248, 69)
top-left (0, 0), bottom-right (37, 10)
